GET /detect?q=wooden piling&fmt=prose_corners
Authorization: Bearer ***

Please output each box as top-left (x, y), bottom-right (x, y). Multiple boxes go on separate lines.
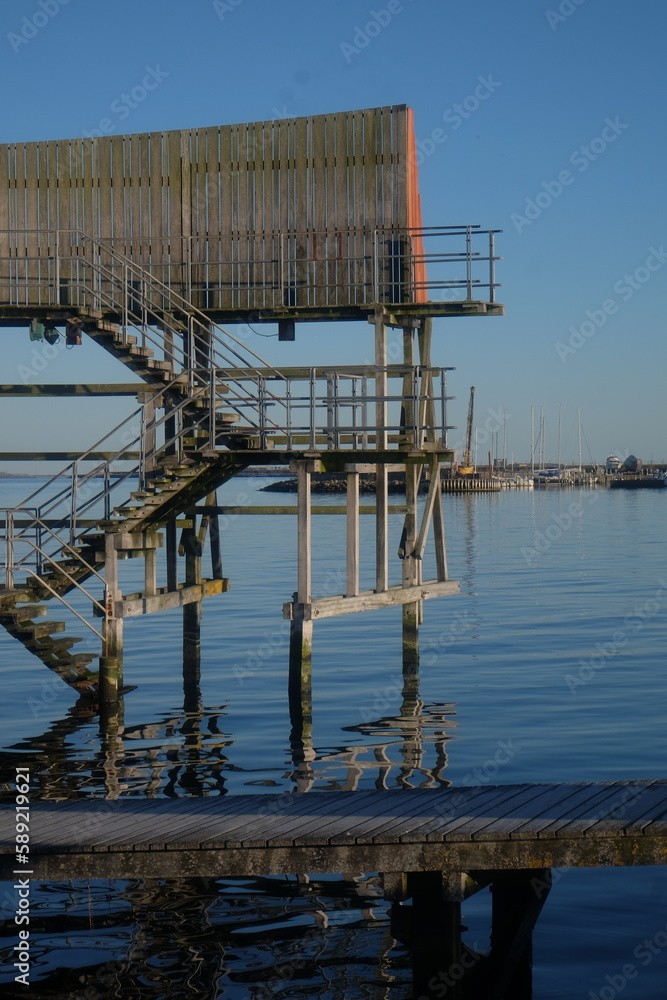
top-left (100, 533), bottom-right (123, 703)
top-left (289, 461), bottom-right (313, 728)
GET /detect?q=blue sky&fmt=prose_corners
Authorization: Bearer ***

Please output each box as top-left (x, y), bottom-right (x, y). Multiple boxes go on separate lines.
top-left (1, 0), bottom-right (665, 467)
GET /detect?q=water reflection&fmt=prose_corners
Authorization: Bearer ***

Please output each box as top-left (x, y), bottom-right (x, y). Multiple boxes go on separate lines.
top-left (0, 875), bottom-right (408, 999)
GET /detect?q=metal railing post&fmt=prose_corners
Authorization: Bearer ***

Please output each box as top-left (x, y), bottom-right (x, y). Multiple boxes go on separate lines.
top-left (361, 376), bottom-right (369, 450)
top-left (54, 230), bottom-right (60, 306)
top-left (210, 367), bottom-right (217, 450)
top-left (326, 374), bottom-right (335, 449)
top-left (186, 236), bottom-right (192, 303)
top-left (441, 371), bottom-right (447, 446)
top-left (413, 366), bottom-right (420, 449)
top-left (258, 374), bottom-right (266, 449)
top-left (70, 461), bottom-right (78, 546)
top-left (104, 466), bottom-right (111, 520)
top-left (489, 230), bottom-right (496, 304)
top-left (6, 509), bottom-right (14, 590)
top-left (122, 262), bottom-right (129, 344)
top-left (35, 518), bottom-right (42, 576)
top-left (286, 377), bottom-right (292, 450)
top-left (309, 369), bottom-right (317, 451)
top-left (466, 226), bottom-right (473, 300)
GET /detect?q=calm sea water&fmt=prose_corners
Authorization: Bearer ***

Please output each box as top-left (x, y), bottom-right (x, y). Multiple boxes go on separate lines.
top-left (1, 478), bottom-right (667, 998)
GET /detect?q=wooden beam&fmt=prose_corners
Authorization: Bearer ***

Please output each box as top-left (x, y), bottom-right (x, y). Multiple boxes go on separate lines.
top-left (190, 505), bottom-right (407, 516)
top-left (415, 460), bottom-right (440, 560)
top-left (0, 452), bottom-right (140, 462)
top-left (115, 578), bottom-right (228, 618)
top-left (284, 580), bottom-right (460, 620)
top-left (0, 383), bottom-right (148, 397)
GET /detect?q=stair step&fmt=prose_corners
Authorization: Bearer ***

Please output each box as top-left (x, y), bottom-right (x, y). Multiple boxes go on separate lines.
top-left (14, 621), bottom-right (67, 638)
top-left (128, 345), bottom-right (155, 358)
top-left (35, 635), bottom-right (83, 652)
top-left (59, 652), bottom-right (98, 668)
top-left (0, 604), bottom-right (48, 623)
top-left (147, 359), bottom-right (174, 371)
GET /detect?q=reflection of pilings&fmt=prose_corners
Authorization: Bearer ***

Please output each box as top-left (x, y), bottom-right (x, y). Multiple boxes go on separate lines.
top-left (388, 869), bottom-right (550, 1000)
top-left (477, 869), bottom-right (551, 998)
top-left (99, 686), bottom-right (125, 799)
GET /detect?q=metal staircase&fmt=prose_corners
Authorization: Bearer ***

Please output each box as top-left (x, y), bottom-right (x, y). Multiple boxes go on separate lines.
top-left (1, 233), bottom-right (452, 694)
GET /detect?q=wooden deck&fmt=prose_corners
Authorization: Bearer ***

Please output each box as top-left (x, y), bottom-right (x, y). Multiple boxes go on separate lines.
top-left (3, 780), bottom-right (667, 881)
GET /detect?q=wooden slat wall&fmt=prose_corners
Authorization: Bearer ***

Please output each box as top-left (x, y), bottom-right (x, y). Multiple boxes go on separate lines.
top-left (0, 106), bottom-right (415, 310)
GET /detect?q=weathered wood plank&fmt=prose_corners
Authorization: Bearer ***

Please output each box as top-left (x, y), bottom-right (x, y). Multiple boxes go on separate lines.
top-left (0, 383), bottom-right (146, 396)
top-left (287, 580), bottom-right (460, 621)
top-left (473, 783), bottom-right (595, 841)
top-left (7, 783), bottom-right (667, 882)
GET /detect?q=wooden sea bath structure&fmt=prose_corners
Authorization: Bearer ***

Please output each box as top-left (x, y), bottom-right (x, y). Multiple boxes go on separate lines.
top-left (0, 105), bottom-right (503, 708)
top-left (0, 105), bottom-right (541, 995)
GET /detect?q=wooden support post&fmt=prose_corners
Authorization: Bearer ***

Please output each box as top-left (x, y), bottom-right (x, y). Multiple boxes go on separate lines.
top-left (144, 546), bottom-right (157, 598)
top-left (394, 872), bottom-right (463, 1000)
top-left (183, 521), bottom-right (202, 683)
top-left (375, 308), bottom-right (389, 591)
top-left (400, 324), bottom-right (416, 446)
top-left (100, 532), bottom-right (123, 703)
top-left (289, 461), bottom-right (313, 733)
top-left (433, 476), bottom-right (448, 583)
top-left (418, 317), bottom-right (436, 446)
top-left (475, 869), bottom-right (552, 999)
top-left (166, 518), bottom-right (178, 592)
top-left (346, 471), bottom-right (360, 597)
top-left (207, 490), bottom-right (223, 579)
top-left (401, 462), bottom-right (420, 665)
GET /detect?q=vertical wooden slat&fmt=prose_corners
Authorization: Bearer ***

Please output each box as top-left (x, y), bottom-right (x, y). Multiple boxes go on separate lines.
top-left (110, 134), bottom-right (125, 244)
top-left (97, 137), bottom-right (112, 242)
top-left (218, 124), bottom-right (232, 309)
top-left (311, 113), bottom-right (327, 305)
top-left (0, 143), bottom-right (10, 300)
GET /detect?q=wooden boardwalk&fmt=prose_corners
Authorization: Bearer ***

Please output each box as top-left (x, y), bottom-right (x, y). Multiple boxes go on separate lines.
top-left (3, 780), bottom-right (667, 881)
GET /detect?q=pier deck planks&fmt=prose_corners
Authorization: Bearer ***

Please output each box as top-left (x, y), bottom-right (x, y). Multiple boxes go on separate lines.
top-left (3, 782), bottom-right (667, 880)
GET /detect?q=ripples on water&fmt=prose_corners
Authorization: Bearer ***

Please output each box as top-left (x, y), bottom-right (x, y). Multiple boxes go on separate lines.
top-left (2, 484), bottom-right (667, 996)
